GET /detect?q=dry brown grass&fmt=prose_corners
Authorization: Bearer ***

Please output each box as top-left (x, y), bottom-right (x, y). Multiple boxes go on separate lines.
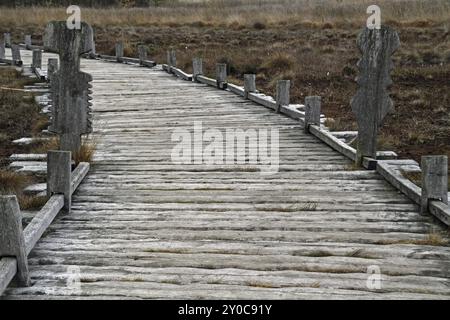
top-left (30, 137), bottom-right (60, 154)
top-left (73, 139), bottom-right (97, 165)
top-left (0, 169), bottom-right (31, 194)
top-left (0, 169), bottom-right (47, 210)
top-left (0, 1), bottom-right (449, 29)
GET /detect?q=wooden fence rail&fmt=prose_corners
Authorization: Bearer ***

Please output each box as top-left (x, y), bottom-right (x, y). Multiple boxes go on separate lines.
top-left (0, 23), bottom-right (92, 295)
top-left (157, 27), bottom-right (450, 227)
top-left (1, 22), bottom-right (449, 296)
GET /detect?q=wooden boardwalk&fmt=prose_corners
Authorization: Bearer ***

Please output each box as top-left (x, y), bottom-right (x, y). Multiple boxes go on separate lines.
top-left (3, 51), bottom-right (450, 299)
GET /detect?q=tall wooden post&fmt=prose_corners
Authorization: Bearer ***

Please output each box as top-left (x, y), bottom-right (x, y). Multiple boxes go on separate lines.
top-left (421, 156), bottom-right (448, 215)
top-left (351, 26), bottom-right (400, 165)
top-left (216, 63), bottom-right (227, 89)
top-left (138, 45), bottom-right (147, 65)
top-left (4, 33), bottom-right (11, 48)
top-left (31, 49), bottom-right (42, 70)
top-left (0, 196), bottom-right (30, 286)
top-left (43, 21), bottom-right (94, 155)
top-left (244, 74), bottom-right (256, 99)
top-left (0, 41), bottom-right (4, 59)
top-left (24, 35), bottom-right (32, 49)
top-left (11, 44), bottom-right (21, 65)
top-left (47, 151), bottom-right (72, 213)
top-left (193, 57), bottom-right (203, 81)
top-left (115, 42), bottom-right (124, 62)
top-left (276, 80), bottom-right (290, 113)
top-left (304, 96), bottom-right (321, 132)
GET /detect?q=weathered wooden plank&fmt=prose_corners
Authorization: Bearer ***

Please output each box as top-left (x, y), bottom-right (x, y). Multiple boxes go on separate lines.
top-left (71, 162), bottom-right (90, 193)
top-left (23, 195), bottom-right (64, 256)
top-left (0, 196), bottom-right (30, 287)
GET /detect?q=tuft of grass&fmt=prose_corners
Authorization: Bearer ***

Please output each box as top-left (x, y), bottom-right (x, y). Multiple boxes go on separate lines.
top-left (261, 53), bottom-right (295, 73)
top-left (73, 139), bottom-right (97, 165)
top-left (18, 195), bottom-right (49, 210)
top-left (30, 137), bottom-right (60, 154)
top-left (0, 170), bottom-right (31, 194)
top-left (0, 170), bottom-right (47, 210)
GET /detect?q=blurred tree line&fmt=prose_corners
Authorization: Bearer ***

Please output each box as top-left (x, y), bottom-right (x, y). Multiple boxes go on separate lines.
top-left (0, 0), bottom-right (171, 7)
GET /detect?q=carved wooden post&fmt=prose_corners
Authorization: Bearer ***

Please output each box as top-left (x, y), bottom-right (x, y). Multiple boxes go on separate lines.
top-left (244, 74), bottom-right (256, 99)
top-left (305, 96), bottom-right (321, 132)
top-left (115, 42), bottom-right (124, 62)
top-left (216, 63), bottom-right (227, 89)
top-left (0, 42), bottom-right (4, 59)
top-left (11, 44), bottom-right (21, 65)
top-left (47, 58), bottom-right (58, 83)
top-left (32, 49), bottom-right (42, 70)
top-left (192, 57), bottom-right (203, 81)
top-left (47, 151), bottom-right (72, 213)
top-left (0, 196), bottom-right (30, 286)
top-left (44, 21), bottom-right (94, 155)
top-left (421, 156), bottom-right (448, 215)
top-left (25, 35), bottom-right (32, 49)
top-left (138, 45), bottom-right (147, 65)
top-left (276, 80), bottom-right (290, 113)
top-left (4, 33), bottom-right (11, 48)
top-left (351, 26), bottom-right (400, 165)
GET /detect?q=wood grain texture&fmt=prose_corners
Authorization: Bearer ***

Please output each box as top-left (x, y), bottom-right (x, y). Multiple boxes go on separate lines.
top-left (2, 50), bottom-right (450, 300)
top-left (351, 26), bottom-right (400, 164)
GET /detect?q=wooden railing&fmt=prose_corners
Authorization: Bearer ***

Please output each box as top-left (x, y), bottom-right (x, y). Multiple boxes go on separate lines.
top-left (1, 23), bottom-right (449, 296)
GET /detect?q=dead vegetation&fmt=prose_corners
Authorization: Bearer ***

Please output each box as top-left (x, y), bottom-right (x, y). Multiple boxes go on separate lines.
top-left (73, 138), bottom-right (97, 165)
top-left (0, 67), bottom-right (49, 210)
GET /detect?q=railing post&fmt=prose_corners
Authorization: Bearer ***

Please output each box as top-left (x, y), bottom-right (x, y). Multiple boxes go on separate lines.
top-left (11, 44), bottom-right (21, 65)
top-left (0, 41), bottom-right (4, 59)
top-left (4, 33), bottom-right (11, 48)
top-left (421, 156), bottom-right (448, 215)
top-left (192, 57), bottom-right (203, 81)
top-left (25, 35), bottom-right (32, 49)
top-left (138, 45), bottom-right (147, 65)
top-left (304, 96), bottom-right (321, 132)
top-left (166, 49), bottom-right (176, 73)
top-left (44, 21), bottom-right (94, 154)
top-left (244, 74), bottom-right (256, 99)
top-left (351, 26), bottom-right (400, 165)
top-left (47, 58), bottom-right (58, 83)
top-left (31, 49), bottom-right (42, 70)
top-left (276, 80), bottom-right (290, 113)
top-left (115, 42), bottom-right (124, 62)
top-left (47, 151), bottom-right (72, 213)
top-left (216, 63), bottom-right (227, 89)
top-left (0, 196), bottom-right (30, 286)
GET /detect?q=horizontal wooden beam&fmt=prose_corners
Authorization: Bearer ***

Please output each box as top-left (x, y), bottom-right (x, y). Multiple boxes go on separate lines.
top-left (196, 75), bottom-right (217, 87)
top-left (171, 67), bottom-right (192, 81)
top-left (23, 195), bottom-right (64, 256)
top-left (227, 83), bottom-right (244, 97)
top-left (71, 162), bottom-right (90, 193)
top-left (309, 125), bottom-right (357, 162)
